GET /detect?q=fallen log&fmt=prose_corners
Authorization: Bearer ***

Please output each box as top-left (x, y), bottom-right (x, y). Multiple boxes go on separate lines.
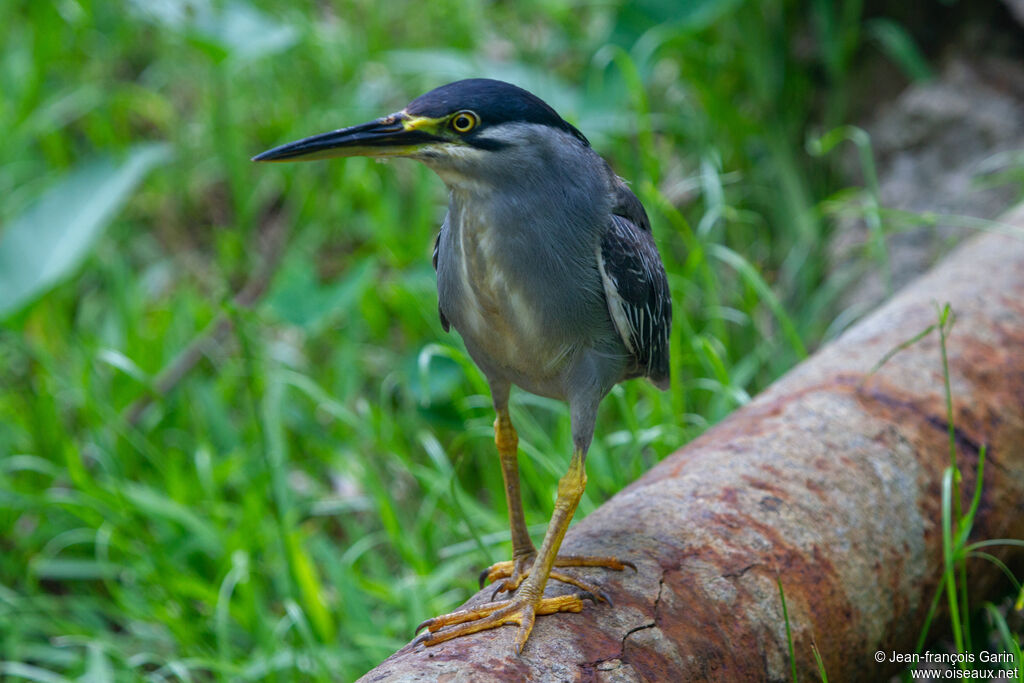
top-left (360, 206), bottom-right (1024, 682)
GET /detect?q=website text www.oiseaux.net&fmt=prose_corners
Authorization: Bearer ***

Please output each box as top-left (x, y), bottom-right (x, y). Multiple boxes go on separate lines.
top-left (877, 650), bottom-right (1020, 680)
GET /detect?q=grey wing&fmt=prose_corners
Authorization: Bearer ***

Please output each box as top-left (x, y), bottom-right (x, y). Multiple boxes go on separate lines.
top-left (432, 224), bottom-right (450, 332)
top-left (598, 184), bottom-right (671, 388)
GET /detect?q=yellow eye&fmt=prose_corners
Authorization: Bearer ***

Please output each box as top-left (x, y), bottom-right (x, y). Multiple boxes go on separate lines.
top-left (451, 111), bottom-right (478, 133)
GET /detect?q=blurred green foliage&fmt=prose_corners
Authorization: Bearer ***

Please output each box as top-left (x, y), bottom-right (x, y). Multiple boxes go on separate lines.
top-left (0, 0), bottom-right (969, 680)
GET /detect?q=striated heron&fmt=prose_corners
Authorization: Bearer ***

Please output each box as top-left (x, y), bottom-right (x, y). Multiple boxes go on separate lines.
top-left (253, 78), bottom-right (672, 654)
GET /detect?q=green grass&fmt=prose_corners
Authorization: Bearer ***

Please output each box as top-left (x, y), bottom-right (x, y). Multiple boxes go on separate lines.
top-left (1, 0), bottom-right (1019, 681)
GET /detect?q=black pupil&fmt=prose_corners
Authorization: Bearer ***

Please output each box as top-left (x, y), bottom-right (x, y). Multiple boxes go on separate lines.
top-left (455, 115), bottom-right (471, 130)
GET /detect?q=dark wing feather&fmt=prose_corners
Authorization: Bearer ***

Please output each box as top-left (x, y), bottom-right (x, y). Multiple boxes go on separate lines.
top-left (599, 182), bottom-right (671, 388)
top-left (432, 229), bottom-right (450, 332)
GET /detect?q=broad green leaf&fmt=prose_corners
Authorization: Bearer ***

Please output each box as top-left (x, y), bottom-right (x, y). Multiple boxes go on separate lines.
top-left (0, 143), bottom-right (172, 320)
top-left (129, 0), bottom-right (298, 64)
top-left (191, 0), bottom-right (299, 63)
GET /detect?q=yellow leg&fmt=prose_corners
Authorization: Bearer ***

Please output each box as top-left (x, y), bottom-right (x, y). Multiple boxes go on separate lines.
top-left (494, 408), bottom-right (536, 562)
top-left (482, 410), bottom-right (634, 599)
top-left (418, 448), bottom-right (592, 653)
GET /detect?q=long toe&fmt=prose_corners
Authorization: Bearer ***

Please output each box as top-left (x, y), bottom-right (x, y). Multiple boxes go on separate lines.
top-left (547, 570), bottom-right (612, 603)
top-left (416, 599), bottom-right (509, 634)
top-left (416, 593), bottom-right (588, 651)
top-left (483, 553), bottom-right (634, 599)
top-left (553, 554), bottom-right (637, 572)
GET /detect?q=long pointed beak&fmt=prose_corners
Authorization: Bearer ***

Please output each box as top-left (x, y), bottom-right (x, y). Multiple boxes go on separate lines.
top-left (252, 113), bottom-right (441, 162)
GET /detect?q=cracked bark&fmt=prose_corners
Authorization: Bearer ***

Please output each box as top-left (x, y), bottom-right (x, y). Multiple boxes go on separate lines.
top-left (359, 206), bottom-right (1024, 682)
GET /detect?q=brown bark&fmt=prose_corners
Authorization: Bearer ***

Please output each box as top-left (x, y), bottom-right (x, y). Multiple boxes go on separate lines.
top-left (360, 207), bottom-right (1024, 682)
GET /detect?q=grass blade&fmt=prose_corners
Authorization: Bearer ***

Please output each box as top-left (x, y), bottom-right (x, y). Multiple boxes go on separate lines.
top-left (778, 578), bottom-right (798, 683)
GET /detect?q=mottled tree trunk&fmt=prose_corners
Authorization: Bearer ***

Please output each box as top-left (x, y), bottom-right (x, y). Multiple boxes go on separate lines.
top-left (360, 206), bottom-right (1024, 682)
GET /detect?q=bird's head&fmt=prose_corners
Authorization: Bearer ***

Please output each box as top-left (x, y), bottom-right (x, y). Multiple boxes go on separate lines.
top-left (252, 78), bottom-right (589, 187)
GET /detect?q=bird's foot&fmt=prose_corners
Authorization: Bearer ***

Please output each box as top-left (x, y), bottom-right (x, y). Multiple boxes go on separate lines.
top-left (479, 553), bottom-right (636, 602)
top-left (415, 592), bottom-right (595, 653)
